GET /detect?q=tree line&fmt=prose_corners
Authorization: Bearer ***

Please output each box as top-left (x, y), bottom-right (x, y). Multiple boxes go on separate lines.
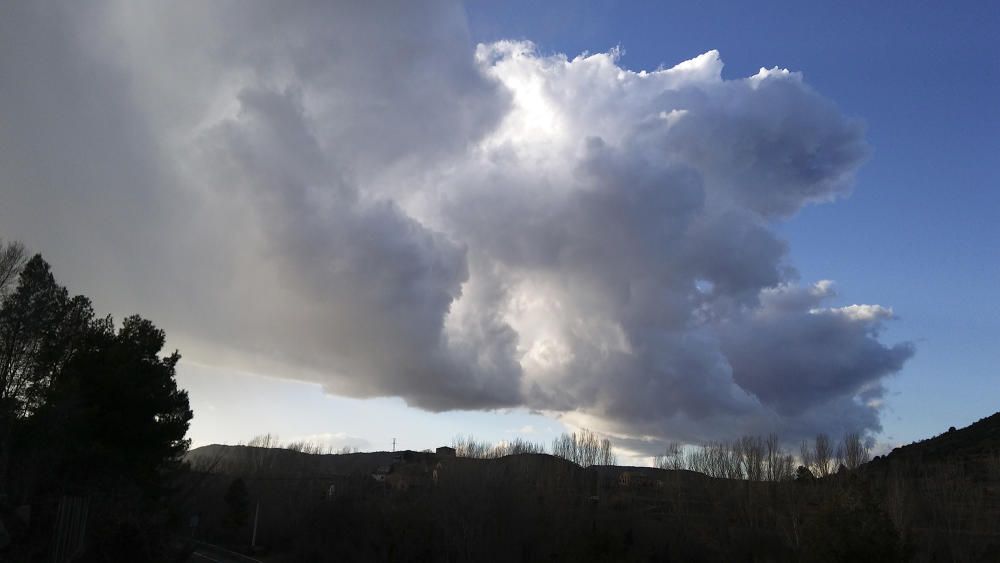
top-left (452, 430), bottom-right (616, 467)
top-left (243, 432), bottom-right (360, 455)
top-left (653, 432), bottom-right (871, 481)
top-left (451, 428), bottom-right (871, 481)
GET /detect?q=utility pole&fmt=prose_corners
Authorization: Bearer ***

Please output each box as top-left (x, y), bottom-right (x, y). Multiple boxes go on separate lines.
top-left (392, 438), bottom-right (396, 452)
top-left (251, 500), bottom-right (260, 549)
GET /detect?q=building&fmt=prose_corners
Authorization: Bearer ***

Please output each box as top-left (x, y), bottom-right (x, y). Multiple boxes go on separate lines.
top-left (436, 446), bottom-right (456, 457)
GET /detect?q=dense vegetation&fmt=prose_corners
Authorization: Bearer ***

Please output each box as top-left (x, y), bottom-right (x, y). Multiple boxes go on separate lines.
top-left (180, 415), bottom-right (1000, 562)
top-left (0, 240), bottom-right (192, 561)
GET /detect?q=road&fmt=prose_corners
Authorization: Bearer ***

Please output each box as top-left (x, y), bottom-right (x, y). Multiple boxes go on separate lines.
top-left (185, 540), bottom-right (263, 563)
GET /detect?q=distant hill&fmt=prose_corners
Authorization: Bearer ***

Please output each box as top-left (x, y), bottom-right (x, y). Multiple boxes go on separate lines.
top-left (185, 443), bottom-right (397, 477)
top-left (187, 409), bottom-right (1000, 483)
top-left (870, 411), bottom-right (1000, 466)
top-left (184, 444), bottom-right (716, 485)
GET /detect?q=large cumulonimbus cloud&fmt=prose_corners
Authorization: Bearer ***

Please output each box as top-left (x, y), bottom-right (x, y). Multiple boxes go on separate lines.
top-left (0, 1), bottom-right (913, 451)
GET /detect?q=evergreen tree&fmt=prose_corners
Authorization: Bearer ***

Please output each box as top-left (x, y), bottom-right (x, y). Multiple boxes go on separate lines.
top-left (0, 251), bottom-right (192, 559)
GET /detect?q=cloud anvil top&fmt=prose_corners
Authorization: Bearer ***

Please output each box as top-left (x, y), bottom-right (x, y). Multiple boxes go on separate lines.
top-left (0, 1), bottom-right (913, 452)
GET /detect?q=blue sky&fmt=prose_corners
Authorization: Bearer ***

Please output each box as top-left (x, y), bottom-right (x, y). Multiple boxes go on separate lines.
top-left (2, 1), bottom-right (997, 462)
top-left (466, 0), bottom-right (1000, 444)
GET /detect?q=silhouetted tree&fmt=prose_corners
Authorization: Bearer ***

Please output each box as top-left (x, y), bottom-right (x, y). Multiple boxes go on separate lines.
top-left (224, 477), bottom-right (249, 528)
top-left (795, 465), bottom-right (815, 482)
top-left (0, 255), bottom-right (90, 414)
top-left (839, 431), bottom-right (871, 470)
top-left (800, 440), bottom-right (815, 474)
top-left (765, 433), bottom-right (782, 481)
top-left (737, 435), bottom-right (765, 481)
top-left (813, 434), bottom-right (834, 477)
top-left (551, 430), bottom-right (616, 467)
top-left (39, 314), bottom-right (192, 493)
top-left (654, 442), bottom-right (684, 470)
top-left (0, 252), bottom-right (192, 559)
top-left (453, 434), bottom-right (546, 459)
top-left (1, 254), bottom-right (94, 502)
top-left (0, 239), bottom-right (26, 298)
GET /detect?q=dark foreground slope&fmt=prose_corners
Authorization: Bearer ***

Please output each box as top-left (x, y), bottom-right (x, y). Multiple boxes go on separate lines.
top-left (178, 448), bottom-right (748, 562)
top-left (175, 416), bottom-right (1000, 563)
top-left (856, 412), bottom-right (1000, 560)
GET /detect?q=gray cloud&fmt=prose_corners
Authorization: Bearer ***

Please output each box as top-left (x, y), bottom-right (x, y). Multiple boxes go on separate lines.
top-left (0, 2), bottom-right (912, 452)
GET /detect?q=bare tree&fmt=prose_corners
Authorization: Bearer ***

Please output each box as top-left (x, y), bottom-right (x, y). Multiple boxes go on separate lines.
top-left (737, 435), bottom-right (765, 481)
top-left (687, 441), bottom-right (742, 479)
top-left (699, 442), bottom-right (722, 477)
top-left (493, 437), bottom-right (545, 457)
top-left (651, 433), bottom-right (802, 483)
top-left (284, 440), bottom-right (330, 455)
top-left (674, 435), bottom-right (798, 482)
top-left (685, 446), bottom-right (707, 475)
top-left (723, 441), bottom-right (743, 479)
top-left (597, 435), bottom-right (616, 466)
top-left (453, 435), bottom-right (545, 459)
top-left (245, 433), bottom-right (281, 476)
top-left (453, 435), bottom-right (493, 458)
top-left (730, 439), bottom-right (745, 478)
top-left (799, 440), bottom-right (814, 474)
top-left (551, 429), bottom-right (616, 467)
top-left (0, 239), bottom-right (27, 298)
top-left (813, 433), bottom-right (833, 477)
top-left (839, 431), bottom-right (871, 470)
top-left (775, 453), bottom-right (795, 481)
top-left (764, 433), bottom-right (792, 481)
top-left (654, 441), bottom-right (685, 470)
top-left (247, 432), bottom-right (279, 449)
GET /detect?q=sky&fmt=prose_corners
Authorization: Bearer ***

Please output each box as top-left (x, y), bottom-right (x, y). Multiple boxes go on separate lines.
top-left (0, 1), bottom-right (996, 463)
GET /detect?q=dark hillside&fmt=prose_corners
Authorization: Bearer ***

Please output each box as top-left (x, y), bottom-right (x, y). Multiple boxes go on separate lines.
top-left (858, 412), bottom-right (1000, 561)
top-left (869, 411), bottom-right (1000, 465)
top-left (185, 444), bottom-right (397, 477)
top-left (171, 447), bottom-right (870, 561)
top-left (173, 419), bottom-right (1000, 562)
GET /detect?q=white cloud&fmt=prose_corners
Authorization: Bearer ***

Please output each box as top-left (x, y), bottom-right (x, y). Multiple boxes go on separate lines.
top-left (824, 304), bottom-right (896, 322)
top-left (0, 1), bottom-right (912, 453)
